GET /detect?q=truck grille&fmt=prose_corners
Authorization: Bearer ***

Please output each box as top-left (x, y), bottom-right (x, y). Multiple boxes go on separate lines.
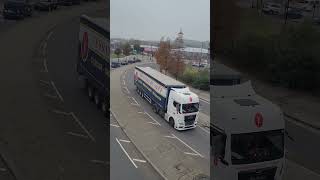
top-left (184, 115), bottom-right (196, 126)
top-left (238, 167), bottom-right (277, 180)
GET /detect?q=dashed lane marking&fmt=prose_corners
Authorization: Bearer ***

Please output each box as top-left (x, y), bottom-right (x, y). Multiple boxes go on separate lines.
top-left (110, 123), bottom-right (120, 128)
top-left (164, 135), bottom-right (176, 139)
top-left (119, 139), bottom-right (131, 143)
top-left (44, 93), bottom-right (58, 99)
top-left (184, 152), bottom-right (201, 156)
top-left (145, 112), bottom-right (161, 126)
top-left (43, 58), bottom-right (48, 73)
top-left (70, 112), bottom-right (96, 142)
top-left (137, 111), bottom-right (144, 114)
top-left (39, 79), bottom-right (50, 86)
top-left (46, 31), bottom-right (53, 41)
top-left (147, 122), bottom-right (159, 125)
top-left (132, 159), bottom-right (146, 163)
top-left (123, 86), bottom-right (130, 94)
top-left (67, 132), bottom-right (89, 140)
top-left (116, 138), bottom-right (138, 168)
top-left (198, 125), bottom-right (210, 134)
top-left (168, 133), bottom-right (204, 158)
top-left (51, 81), bottom-right (64, 102)
top-left (51, 109), bottom-right (71, 116)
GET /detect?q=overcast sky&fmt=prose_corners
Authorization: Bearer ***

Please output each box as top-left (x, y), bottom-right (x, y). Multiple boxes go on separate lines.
top-left (110, 0), bottom-right (210, 42)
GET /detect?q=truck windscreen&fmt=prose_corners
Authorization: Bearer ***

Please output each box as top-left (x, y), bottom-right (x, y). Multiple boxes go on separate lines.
top-left (182, 103), bottom-right (199, 114)
top-left (231, 129), bottom-right (284, 165)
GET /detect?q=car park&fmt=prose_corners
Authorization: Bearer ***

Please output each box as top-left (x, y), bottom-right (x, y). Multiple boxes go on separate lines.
top-left (34, 0), bottom-right (58, 11)
top-left (111, 62), bottom-right (121, 68)
top-left (2, 0), bottom-right (33, 19)
top-left (262, 3), bottom-right (282, 15)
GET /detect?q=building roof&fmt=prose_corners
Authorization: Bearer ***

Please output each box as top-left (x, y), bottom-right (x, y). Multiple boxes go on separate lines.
top-left (173, 47), bottom-right (209, 54)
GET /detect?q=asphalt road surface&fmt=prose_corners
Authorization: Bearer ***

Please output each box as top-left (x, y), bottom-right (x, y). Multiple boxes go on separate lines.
top-left (46, 16), bottom-right (162, 180)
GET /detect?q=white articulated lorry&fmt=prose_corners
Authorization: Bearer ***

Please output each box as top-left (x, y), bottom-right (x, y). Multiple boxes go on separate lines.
top-left (211, 81), bottom-right (285, 180)
top-left (134, 66), bottom-right (200, 130)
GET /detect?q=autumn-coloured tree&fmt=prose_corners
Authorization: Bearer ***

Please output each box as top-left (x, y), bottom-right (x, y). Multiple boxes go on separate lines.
top-left (169, 51), bottom-right (185, 80)
top-left (155, 37), bottom-right (171, 74)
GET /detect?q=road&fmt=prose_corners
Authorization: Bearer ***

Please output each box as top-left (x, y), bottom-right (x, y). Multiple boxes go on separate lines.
top-left (46, 16), bottom-right (162, 180)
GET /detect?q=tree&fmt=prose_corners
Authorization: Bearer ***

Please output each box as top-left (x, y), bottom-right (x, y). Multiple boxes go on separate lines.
top-left (114, 48), bottom-right (121, 63)
top-left (133, 40), bottom-right (141, 54)
top-left (169, 51), bottom-right (185, 80)
top-left (122, 43), bottom-right (131, 57)
top-left (155, 37), bottom-right (171, 74)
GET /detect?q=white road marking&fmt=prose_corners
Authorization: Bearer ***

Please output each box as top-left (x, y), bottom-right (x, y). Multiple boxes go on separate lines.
top-left (70, 112), bottom-right (96, 142)
top-left (51, 109), bottom-right (71, 116)
top-left (123, 80), bottom-right (126, 85)
top-left (200, 98), bottom-right (210, 104)
top-left (0, 167), bottom-right (7, 172)
top-left (184, 152), bottom-right (201, 156)
top-left (110, 123), bottom-right (120, 128)
top-left (46, 31), bottom-right (53, 40)
top-left (145, 112), bottom-right (161, 126)
top-left (67, 132), bottom-right (89, 139)
top-left (131, 97), bottom-right (139, 105)
top-left (50, 81), bottom-right (64, 102)
top-left (147, 122), bottom-right (159, 125)
top-left (137, 111), bottom-right (144, 114)
top-left (90, 160), bottom-right (109, 166)
top-left (119, 139), bottom-right (131, 143)
top-left (123, 86), bottom-right (130, 94)
top-left (198, 125), bottom-right (210, 134)
top-left (116, 138), bottom-right (138, 168)
top-left (132, 158), bottom-right (146, 163)
top-left (42, 42), bottom-right (47, 56)
top-left (171, 133), bottom-right (203, 158)
top-left (164, 135), bottom-right (176, 139)
top-left (44, 93), bottom-right (58, 99)
top-left (43, 58), bottom-right (48, 73)
top-left (39, 79), bottom-right (50, 86)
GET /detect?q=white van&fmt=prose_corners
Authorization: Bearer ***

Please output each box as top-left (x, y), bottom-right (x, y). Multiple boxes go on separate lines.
top-left (211, 81), bottom-right (285, 180)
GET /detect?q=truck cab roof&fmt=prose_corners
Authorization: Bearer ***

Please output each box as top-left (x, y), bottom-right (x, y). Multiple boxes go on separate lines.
top-left (171, 87), bottom-right (199, 104)
top-left (212, 81), bottom-right (284, 134)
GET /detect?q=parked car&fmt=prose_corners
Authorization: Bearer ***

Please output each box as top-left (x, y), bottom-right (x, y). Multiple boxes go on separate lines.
top-left (34, 0), bottom-right (58, 11)
top-left (135, 58), bottom-right (141, 63)
top-left (111, 62), bottom-right (121, 68)
top-left (120, 60), bottom-right (128, 65)
top-left (128, 59), bottom-right (134, 64)
top-left (287, 8), bottom-right (303, 19)
top-left (262, 3), bottom-right (282, 15)
top-left (58, 0), bottom-right (79, 5)
top-left (2, 0), bottom-right (33, 19)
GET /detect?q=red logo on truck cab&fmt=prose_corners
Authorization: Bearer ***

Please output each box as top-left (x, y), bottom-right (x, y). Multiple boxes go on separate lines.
top-left (255, 113), bottom-right (263, 128)
top-left (81, 32), bottom-right (89, 62)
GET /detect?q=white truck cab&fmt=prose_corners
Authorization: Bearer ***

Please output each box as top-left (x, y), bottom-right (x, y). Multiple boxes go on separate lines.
top-left (211, 81), bottom-right (285, 180)
top-left (166, 87), bottom-right (200, 130)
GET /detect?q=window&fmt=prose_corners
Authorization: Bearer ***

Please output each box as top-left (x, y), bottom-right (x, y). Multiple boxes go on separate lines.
top-left (182, 103), bottom-right (199, 113)
top-left (231, 129), bottom-right (284, 165)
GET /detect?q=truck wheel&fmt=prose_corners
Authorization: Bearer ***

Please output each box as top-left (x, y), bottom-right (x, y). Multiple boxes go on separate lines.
top-left (152, 104), bottom-right (158, 114)
top-left (169, 118), bottom-right (175, 128)
top-left (87, 86), bottom-right (94, 101)
top-left (94, 92), bottom-right (100, 107)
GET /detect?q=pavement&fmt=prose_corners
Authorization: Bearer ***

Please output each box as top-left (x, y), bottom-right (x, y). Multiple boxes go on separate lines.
top-left (110, 62), bottom-right (210, 180)
top-left (0, 1), bottom-right (109, 180)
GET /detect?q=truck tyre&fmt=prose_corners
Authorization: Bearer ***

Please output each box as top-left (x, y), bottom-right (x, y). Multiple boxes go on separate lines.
top-left (94, 92), bottom-right (100, 107)
top-left (169, 118), bottom-right (175, 128)
top-left (87, 85), bottom-right (94, 101)
top-left (152, 104), bottom-right (158, 114)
